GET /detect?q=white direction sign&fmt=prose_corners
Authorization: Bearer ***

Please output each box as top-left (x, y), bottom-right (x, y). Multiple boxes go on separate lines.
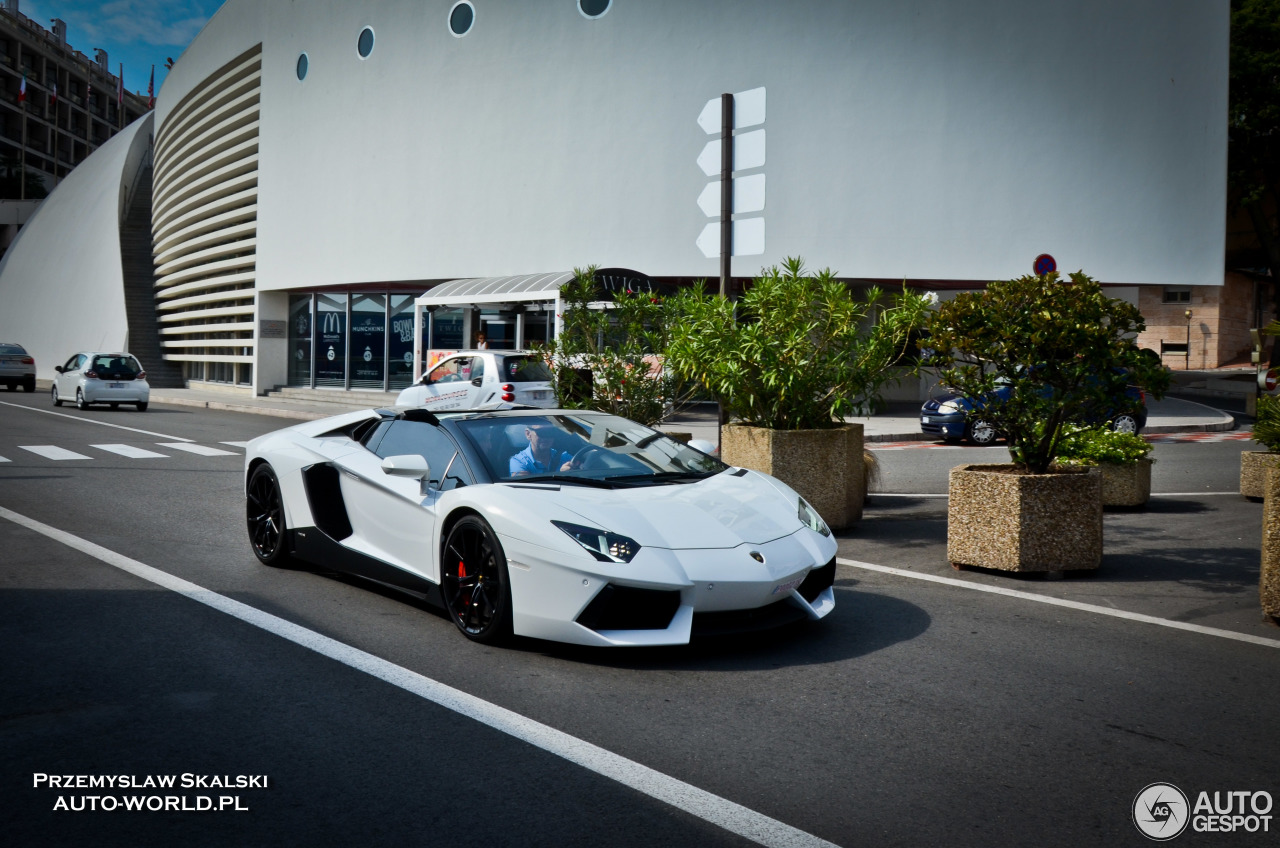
top-left (697, 174), bottom-right (766, 218)
top-left (696, 130), bottom-right (766, 177)
top-left (697, 86), bottom-right (767, 135)
top-left (696, 219), bottom-right (766, 258)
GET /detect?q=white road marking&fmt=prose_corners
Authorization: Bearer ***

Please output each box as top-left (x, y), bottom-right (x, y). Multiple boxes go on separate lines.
top-left (92, 444), bottom-right (169, 459)
top-left (0, 455), bottom-right (8, 462)
top-left (18, 445), bottom-right (92, 460)
top-left (220, 441), bottom-right (249, 449)
top-left (837, 558), bottom-right (1280, 649)
top-left (0, 505), bottom-right (837, 848)
top-left (868, 492), bottom-right (1241, 499)
top-left (0, 400), bottom-right (194, 441)
top-left (156, 442), bottom-right (237, 457)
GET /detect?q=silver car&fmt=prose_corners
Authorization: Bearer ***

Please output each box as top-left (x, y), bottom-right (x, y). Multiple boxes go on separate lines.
top-left (52, 351), bottom-right (151, 411)
top-left (395, 350), bottom-right (555, 410)
top-left (0, 342), bottom-right (36, 392)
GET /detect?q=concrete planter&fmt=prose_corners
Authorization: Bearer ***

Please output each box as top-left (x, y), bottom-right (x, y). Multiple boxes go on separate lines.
top-left (721, 423), bottom-right (863, 530)
top-left (1098, 458), bottom-right (1152, 508)
top-left (947, 464), bottom-right (1102, 573)
top-left (1240, 451), bottom-right (1280, 501)
top-left (1261, 468), bottom-right (1280, 620)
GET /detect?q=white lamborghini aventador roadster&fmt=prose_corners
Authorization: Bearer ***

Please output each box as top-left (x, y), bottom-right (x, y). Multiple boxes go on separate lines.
top-left (244, 407), bottom-right (837, 647)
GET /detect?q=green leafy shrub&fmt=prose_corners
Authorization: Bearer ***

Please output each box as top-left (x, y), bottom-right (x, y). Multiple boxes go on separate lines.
top-left (925, 271), bottom-right (1170, 474)
top-left (665, 257), bottom-right (931, 430)
top-left (543, 267), bottom-right (688, 427)
top-left (1056, 426), bottom-right (1153, 466)
top-left (1255, 394), bottom-right (1280, 452)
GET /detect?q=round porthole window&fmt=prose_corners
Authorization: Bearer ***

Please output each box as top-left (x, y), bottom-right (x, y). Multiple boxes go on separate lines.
top-left (449, 2), bottom-right (475, 37)
top-left (357, 27), bottom-right (375, 58)
top-left (296, 52), bottom-right (308, 80)
top-left (578, 0), bottom-right (611, 19)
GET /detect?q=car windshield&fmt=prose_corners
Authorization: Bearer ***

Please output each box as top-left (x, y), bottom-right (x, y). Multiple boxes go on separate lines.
top-left (457, 412), bottom-right (726, 486)
top-left (501, 354), bottom-right (551, 382)
top-left (91, 355), bottom-right (142, 376)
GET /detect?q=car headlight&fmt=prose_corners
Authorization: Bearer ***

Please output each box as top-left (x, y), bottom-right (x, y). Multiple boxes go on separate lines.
top-left (937, 400), bottom-right (962, 414)
top-left (797, 497), bottom-right (831, 537)
top-left (551, 521), bottom-right (641, 563)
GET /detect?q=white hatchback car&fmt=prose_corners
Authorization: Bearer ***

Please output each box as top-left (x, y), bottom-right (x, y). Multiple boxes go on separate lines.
top-left (395, 350), bottom-right (555, 410)
top-left (52, 351), bottom-right (151, 411)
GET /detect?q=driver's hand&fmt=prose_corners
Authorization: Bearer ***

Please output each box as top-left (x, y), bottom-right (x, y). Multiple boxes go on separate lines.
top-left (560, 459), bottom-right (575, 471)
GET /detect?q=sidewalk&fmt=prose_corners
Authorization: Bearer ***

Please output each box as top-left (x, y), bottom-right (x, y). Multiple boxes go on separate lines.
top-left (143, 386), bottom-right (1239, 446)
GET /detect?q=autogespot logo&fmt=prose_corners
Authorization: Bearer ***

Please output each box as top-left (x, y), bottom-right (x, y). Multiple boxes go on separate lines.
top-left (1133, 783), bottom-right (1190, 841)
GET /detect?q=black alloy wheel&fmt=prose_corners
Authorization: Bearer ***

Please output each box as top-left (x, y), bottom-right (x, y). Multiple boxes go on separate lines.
top-left (441, 516), bottom-right (512, 644)
top-left (246, 464), bottom-right (291, 566)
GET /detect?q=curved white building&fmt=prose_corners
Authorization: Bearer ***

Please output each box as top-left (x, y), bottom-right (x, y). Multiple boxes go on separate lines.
top-left (0, 0), bottom-right (1230, 391)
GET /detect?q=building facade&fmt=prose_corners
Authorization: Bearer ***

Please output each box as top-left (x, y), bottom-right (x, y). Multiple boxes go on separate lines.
top-left (0, 0), bottom-right (1235, 391)
top-left (0, 0), bottom-right (150, 198)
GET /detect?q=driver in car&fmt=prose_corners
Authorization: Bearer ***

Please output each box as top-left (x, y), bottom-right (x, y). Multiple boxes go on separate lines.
top-left (510, 422), bottom-right (575, 476)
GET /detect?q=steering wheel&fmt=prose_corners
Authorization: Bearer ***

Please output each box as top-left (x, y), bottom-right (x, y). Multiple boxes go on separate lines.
top-left (568, 445), bottom-right (605, 471)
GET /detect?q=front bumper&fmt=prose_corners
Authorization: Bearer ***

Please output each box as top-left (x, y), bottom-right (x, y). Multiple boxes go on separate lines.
top-left (505, 529), bottom-right (838, 646)
top-left (920, 412), bottom-right (967, 440)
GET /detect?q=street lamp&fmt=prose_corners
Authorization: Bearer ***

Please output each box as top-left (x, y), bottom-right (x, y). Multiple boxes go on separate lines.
top-left (1184, 309), bottom-right (1192, 370)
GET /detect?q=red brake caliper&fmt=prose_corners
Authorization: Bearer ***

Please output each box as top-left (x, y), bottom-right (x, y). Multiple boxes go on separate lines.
top-left (457, 561), bottom-right (470, 621)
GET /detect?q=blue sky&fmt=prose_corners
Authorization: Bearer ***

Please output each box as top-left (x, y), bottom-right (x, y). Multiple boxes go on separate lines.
top-left (18, 0), bottom-right (224, 98)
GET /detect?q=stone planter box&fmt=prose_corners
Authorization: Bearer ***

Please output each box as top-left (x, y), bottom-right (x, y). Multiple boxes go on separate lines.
top-left (1262, 468), bottom-right (1280, 620)
top-left (947, 464), bottom-right (1102, 573)
top-left (1098, 458), bottom-right (1152, 508)
top-left (1241, 451), bottom-right (1280, 501)
top-left (721, 423), bottom-right (863, 530)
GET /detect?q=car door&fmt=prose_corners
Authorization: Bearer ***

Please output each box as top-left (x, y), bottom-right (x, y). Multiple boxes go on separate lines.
top-left (465, 355), bottom-right (499, 407)
top-left (414, 356), bottom-right (474, 410)
top-left (335, 419), bottom-right (472, 580)
top-left (57, 353), bottom-right (84, 396)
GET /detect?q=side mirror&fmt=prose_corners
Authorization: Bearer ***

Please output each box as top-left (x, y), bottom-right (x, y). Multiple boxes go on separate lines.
top-left (55, 365), bottom-right (65, 373)
top-left (381, 454), bottom-right (430, 480)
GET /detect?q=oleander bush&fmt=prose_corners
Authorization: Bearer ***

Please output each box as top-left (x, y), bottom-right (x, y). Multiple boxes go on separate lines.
top-left (1254, 393), bottom-right (1280, 452)
top-left (665, 257), bottom-right (932, 430)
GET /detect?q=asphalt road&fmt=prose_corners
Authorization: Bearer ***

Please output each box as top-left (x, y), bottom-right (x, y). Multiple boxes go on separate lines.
top-left (1, 393), bottom-right (1277, 847)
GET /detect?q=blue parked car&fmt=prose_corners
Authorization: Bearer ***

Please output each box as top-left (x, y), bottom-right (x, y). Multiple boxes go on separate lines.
top-left (919, 379), bottom-right (1148, 445)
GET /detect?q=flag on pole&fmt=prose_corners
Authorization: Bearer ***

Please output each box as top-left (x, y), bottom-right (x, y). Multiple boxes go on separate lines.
top-left (50, 81), bottom-right (57, 108)
top-left (147, 65), bottom-right (154, 109)
top-left (18, 73), bottom-right (26, 104)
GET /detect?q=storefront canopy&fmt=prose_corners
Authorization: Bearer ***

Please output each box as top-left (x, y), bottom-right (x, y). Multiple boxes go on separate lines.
top-left (414, 273), bottom-right (574, 308)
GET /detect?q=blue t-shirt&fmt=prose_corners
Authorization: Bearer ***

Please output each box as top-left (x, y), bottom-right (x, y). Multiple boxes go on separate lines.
top-left (509, 444), bottom-right (568, 476)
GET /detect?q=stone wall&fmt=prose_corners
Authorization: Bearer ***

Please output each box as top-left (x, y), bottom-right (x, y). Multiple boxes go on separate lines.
top-left (1136, 274), bottom-right (1271, 369)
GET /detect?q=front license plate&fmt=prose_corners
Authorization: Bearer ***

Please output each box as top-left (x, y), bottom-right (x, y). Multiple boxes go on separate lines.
top-left (921, 416), bottom-right (931, 423)
top-left (772, 576), bottom-right (806, 596)
top-left (109, 382), bottom-right (125, 388)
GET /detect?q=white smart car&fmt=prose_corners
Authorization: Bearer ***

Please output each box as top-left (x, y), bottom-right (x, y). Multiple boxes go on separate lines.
top-left (395, 349), bottom-right (555, 410)
top-left (52, 351), bottom-right (151, 411)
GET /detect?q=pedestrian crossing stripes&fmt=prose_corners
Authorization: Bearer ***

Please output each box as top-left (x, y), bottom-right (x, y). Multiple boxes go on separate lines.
top-left (92, 444), bottom-right (169, 459)
top-left (1, 441), bottom-right (243, 463)
top-left (156, 442), bottom-right (238, 457)
top-left (19, 445), bottom-right (93, 460)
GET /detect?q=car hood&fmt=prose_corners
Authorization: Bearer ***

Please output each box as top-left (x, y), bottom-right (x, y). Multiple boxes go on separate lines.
top-left (549, 470), bottom-right (803, 549)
